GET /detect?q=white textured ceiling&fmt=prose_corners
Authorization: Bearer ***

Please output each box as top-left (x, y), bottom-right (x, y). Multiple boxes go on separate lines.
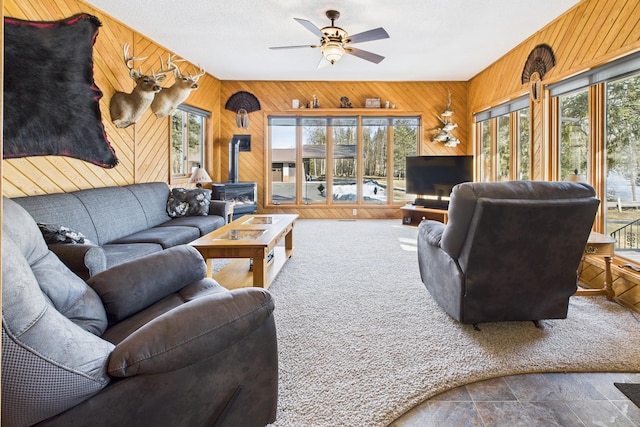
top-left (83, 0), bottom-right (581, 82)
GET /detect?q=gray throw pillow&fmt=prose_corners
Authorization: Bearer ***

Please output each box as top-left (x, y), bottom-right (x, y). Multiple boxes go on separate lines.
top-left (166, 188), bottom-right (211, 217)
top-left (38, 223), bottom-right (90, 244)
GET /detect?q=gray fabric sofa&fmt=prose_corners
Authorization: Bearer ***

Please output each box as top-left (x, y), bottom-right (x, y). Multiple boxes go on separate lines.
top-left (2, 197), bottom-right (278, 427)
top-left (417, 181), bottom-right (600, 325)
top-left (12, 182), bottom-right (229, 279)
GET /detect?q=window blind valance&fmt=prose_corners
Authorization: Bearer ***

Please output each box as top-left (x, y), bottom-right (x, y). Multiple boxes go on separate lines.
top-left (547, 50), bottom-right (640, 97)
top-left (474, 95), bottom-right (529, 122)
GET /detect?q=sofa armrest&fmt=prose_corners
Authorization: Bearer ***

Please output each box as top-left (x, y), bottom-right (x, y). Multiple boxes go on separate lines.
top-left (209, 200), bottom-right (230, 223)
top-left (87, 245), bottom-right (207, 324)
top-left (49, 243), bottom-right (107, 280)
top-left (108, 288), bottom-right (275, 377)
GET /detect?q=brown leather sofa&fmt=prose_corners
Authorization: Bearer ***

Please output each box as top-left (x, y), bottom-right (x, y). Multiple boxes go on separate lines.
top-left (2, 197), bottom-right (278, 427)
top-left (417, 181), bottom-right (600, 325)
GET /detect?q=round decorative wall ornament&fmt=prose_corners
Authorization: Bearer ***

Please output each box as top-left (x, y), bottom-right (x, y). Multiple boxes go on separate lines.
top-left (521, 44), bottom-right (556, 102)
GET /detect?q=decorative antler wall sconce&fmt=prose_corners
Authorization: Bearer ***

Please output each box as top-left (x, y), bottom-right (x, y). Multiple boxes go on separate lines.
top-left (225, 91), bottom-right (261, 129)
top-left (521, 43), bottom-right (556, 102)
top-left (432, 91), bottom-right (460, 147)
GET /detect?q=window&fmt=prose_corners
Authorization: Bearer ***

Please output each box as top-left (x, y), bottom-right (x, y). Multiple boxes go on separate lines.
top-left (497, 114), bottom-right (510, 181)
top-left (171, 105), bottom-right (209, 177)
top-left (474, 96), bottom-right (530, 182)
top-left (548, 51), bottom-right (640, 263)
top-left (362, 118), bottom-right (388, 204)
top-left (268, 115), bottom-right (419, 206)
top-left (558, 89), bottom-right (589, 180)
top-left (479, 120), bottom-right (492, 181)
top-left (332, 118), bottom-right (358, 203)
top-left (392, 118), bottom-right (419, 203)
top-left (270, 117), bottom-right (298, 204)
top-left (301, 118), bottom-right (327, 203)
top-left (517, 108), bottom-right (530, 180)
top-left (606, 73), bottom-right (640, 260)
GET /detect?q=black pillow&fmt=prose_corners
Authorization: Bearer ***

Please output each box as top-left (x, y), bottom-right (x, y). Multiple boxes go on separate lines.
top-left (166, 188), bottom-right (211, 218)
top-left (38, 223), bottom-right (90, 244)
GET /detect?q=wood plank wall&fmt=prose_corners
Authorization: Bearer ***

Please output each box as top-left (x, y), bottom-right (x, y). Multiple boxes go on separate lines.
top-left (2, 0), bottom-right (221, 197)
top-left (219, 81), bottom-right (468, 219)
top-left (2, 0), bottom-right (467, 222)
top-left (468, 0), bottom-right (640, 180)
top-left (467, 0), bottom-right (640, 311)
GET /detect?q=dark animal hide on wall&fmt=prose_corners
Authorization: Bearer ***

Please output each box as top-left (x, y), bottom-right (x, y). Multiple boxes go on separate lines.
top-left (3, 13), bottom-right (118, 168)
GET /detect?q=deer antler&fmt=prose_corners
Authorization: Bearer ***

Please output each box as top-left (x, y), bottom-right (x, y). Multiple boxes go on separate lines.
top-left (189, 64), bottom-right (206, 81)
top-left (123, 43), bottom-right (148, 79)
top-left (157, 54), bottom-right (179, 74)
top-left (157, 54), bottom-right (187, 78)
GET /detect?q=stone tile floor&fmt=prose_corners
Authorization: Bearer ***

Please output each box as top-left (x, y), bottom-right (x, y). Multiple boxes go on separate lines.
top-left (390, 372), bottom-right (640, 426)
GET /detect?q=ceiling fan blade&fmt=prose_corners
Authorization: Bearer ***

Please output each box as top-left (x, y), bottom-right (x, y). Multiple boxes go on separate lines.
top-left (345, 47), bottom-right (385, 64)
top-left (317, 55), bottom-right (331, 69)
top-left (347, 27), bottom-right (389, 44)
top-left (294, 18), bottom-right (325, 38)
top-left (269, 44), bottom-right (319, 50)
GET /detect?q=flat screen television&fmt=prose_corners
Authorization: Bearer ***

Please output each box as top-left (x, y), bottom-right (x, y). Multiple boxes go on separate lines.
top-left (405, 155), bottom-right (473, 208)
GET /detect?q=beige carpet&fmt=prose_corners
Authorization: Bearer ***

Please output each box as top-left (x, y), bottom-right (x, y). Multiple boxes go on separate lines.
top-left (257, 219), bottom-right (640, 427)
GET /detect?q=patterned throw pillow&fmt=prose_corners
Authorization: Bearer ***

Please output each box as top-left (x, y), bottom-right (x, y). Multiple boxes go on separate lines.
top-left (166, 188), bottom-right (211, 218)
top-left (38, 223), bottom-right (90, 244)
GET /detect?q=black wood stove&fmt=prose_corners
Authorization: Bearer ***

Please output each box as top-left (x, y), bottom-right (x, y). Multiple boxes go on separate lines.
top-left (211, 135), bottom-right (257, 220)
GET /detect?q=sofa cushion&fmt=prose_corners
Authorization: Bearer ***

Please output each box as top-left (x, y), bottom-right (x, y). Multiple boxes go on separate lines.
top-left (111, 226), bottom-right (200, 249)
top-left (74, 187), bottom-right (150, 245)
top-left (101, 278), bottom-right (226, 345)
top-left (156, 215), bottom-right (225, 235)
top-left (3, 198), bottom-right (108, 335)
top-left (107, 288), bottom-right (275, 377)
top-left (166, 188), bottom-right (211, 218)
top-left (126, 182), bottom-right (173, 228)
top-left (12, 192), bottom-right (99, 243)
top-left (87, 245), bottom-right (209, 325)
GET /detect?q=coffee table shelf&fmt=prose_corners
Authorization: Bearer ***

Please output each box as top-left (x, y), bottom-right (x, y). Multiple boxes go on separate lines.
top-left (212, 246), bottom-right (288, 290)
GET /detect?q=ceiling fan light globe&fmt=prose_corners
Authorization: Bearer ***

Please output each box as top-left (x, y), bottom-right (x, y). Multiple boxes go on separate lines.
top-left (322, 43), bottom-right (344, 64)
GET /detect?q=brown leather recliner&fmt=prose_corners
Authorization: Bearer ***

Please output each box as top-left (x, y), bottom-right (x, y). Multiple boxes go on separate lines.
top-left (417, 181), bottom-right (600, 325)
top-left (2, 197), bottom-right (278, 427)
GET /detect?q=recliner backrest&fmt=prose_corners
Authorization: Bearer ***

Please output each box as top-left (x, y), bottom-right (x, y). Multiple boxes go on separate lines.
top-left (458, 196), bottom-right (599, 286)
top-left (441, 181), bottom-right (598, 259)
top-left (2, 198), bottom-right (113, 426)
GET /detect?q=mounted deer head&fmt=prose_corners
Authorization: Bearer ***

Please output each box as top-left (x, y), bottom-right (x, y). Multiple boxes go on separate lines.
top-left (109, 44), bottom-right (167, 128)
top-left (151, 55), bottom-right (205, 118)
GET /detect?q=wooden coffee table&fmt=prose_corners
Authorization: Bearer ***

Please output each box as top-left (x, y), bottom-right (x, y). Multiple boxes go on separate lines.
top-left (190, 214), bottom-right (298, 289)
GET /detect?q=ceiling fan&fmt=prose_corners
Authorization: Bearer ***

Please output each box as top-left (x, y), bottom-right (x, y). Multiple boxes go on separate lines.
top-left (269, 10), bottom-right (389, 66)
